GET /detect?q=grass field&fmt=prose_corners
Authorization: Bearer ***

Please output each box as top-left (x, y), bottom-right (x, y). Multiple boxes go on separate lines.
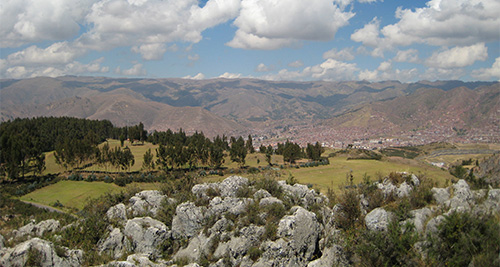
top-left (19, 181), bottom-right (160, 211)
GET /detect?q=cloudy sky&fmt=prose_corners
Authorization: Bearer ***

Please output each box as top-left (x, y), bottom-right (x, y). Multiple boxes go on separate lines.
top-left (1, 0), bottom-right (499, 82)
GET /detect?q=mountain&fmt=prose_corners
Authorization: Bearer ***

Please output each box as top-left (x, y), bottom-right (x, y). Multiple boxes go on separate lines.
top-left (1, 76), bottom-right (498, 141)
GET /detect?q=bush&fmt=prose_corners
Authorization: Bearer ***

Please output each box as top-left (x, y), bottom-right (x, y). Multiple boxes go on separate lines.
top-left (426, 212), bottom-right (500, 266)
top-left (248, 246), bottom-right (263, 261)
top-left (255, 177), bottom-right (282, 198)
top-left (335, 188), bottom-right (361, 230)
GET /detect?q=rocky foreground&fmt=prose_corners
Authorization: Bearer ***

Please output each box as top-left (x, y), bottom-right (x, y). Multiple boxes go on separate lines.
top-left (1, 175), bottom-right (499, 266)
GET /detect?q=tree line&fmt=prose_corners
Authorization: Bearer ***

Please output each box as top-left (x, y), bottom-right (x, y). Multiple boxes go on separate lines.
top-left (1, 117), bottom-right (326, 179)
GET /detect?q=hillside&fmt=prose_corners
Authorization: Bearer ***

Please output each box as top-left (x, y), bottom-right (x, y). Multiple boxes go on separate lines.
top-left (1, 77), bottom-right (498, 141)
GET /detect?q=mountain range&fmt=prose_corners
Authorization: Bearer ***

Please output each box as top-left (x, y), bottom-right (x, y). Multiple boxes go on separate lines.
top-left (1, 76), bottom-right (498, 140)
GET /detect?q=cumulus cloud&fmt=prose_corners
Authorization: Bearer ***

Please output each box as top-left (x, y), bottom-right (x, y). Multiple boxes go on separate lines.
top-left (288, 60), bottom-right (304, 68)
top-left (117, 63), bottom-right (146, 76)
top-left (131, 43), bottom-right (167, 60)
top-left (323, 47), bottom-right (355, 60)
top-left (358, 67), bottom-right (419, 82)
top-left (227, 0), bottom-right (355, 49)
top-left (472, 57), bottom-right (500, 80)
top-left (183, 72), bottom-right (205, 80)
top-left (352, 0), bottom-right (500, 53)
top-left (7, 42), bottom-right (84, 66)
top-left (256, 63), bottom-right (272, 72)
top-left (262, 58), bottom-right (359, 81)
top-left (1, 57), bottom-right (109, 79)
top-left (219, 72), bottom-right (242, 79)
top-left (0, 0), bottom-right (94, 47)
top-left (188, 54), bottom-right (200, 61)
top-left (393, 49), bottom-right (419, 63)
top-left (425, 43), bottom-right (488, 69)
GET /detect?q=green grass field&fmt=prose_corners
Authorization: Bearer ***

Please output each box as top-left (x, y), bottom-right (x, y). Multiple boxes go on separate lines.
top-left (20, 181), bottom-right (160, 211)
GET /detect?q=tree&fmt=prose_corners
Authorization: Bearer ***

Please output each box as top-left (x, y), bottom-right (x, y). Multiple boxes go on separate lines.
top-left (230, 136), bottom-right (247, 167)
top-left (119, 134), bottom-right (126, 147)
top-left (142, 148), bottom-right (154, 172)
top-left (209, 143), bottom-right (225, 169)
top-left (306, 142), bottom-right (324, 161)
top-left (283, 140), bottom-right (302, 164)
top-left (246, 134), bottom-right (255, 153)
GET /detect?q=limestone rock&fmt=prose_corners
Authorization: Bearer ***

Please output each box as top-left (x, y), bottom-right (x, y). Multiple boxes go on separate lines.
top-left (445, 179), bottom-right (473, 213)
top-left (396, 181), bottom-right (412, 198)
top-left (207, 197), bottom-right (252, 217)
top-left (253, 189), bottom-right (272, 200)
top-left (307, 244), bottom-right (349, 267)
top-left (258, 196), bottom-right (283, 208)
top-left (171, 202), bottom-right (206, 239)
top-left (105, 253), bottom-right (169, 267)
top-left (98, 227), bottom-right (131, 259)
top-left (128, 190), bottom-right (166, 217)
top-left (376, 179), bottom-right (397, 197)
top-left (410, 174), bottom-right (420, 186)
top-left (426, 215), bottom-right (445, 234)
top-left (192, 183), bottom-right (219, 199)
top-left (219, 176), bottom-right (249, 197)
top-left (174, 232), bottom-right (212, 262)
top-left (365, 207), bottom-right (394, 231)
top-left (431, 187), bottom-right (450, 205)
top-left (124, 217), bottom-right (170, 258)
top-left (13, 219), bottom-right (60, 239)
top-left (0, 234), bottom-right (5, 249)
top-left (0, 237), bottom-right (82, 267)
top-left (406, 207), bottom-right (433, 233)
top-left (213, 225), bottom-right (264, 261)
top-left (107, 203), bottom-right (127, 222)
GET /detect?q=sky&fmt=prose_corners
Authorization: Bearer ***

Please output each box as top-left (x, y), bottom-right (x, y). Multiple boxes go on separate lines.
top-left (0, 0), bottom-right (499, 82)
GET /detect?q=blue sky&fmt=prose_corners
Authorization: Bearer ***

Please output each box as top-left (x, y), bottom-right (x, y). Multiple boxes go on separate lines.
top-left (1, 0), bottom-right (499, 82)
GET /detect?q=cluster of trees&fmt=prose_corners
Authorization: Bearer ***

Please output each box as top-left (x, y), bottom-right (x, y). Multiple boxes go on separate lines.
top-left (259, 141), bottom-right (324, 164)
top-left (1, 117), bottom-right (327, 178)
top-left (0, 117), bottom-right (140, 179)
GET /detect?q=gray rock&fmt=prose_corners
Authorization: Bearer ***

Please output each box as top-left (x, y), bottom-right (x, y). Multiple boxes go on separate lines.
top-left (124, 217), bottom-right (170, 258)
top-left (213, 225), bottom-right (264, 261)
top-left (253, 189), bottom-right (272, 200)
top-left (0, 234), bottom-right (4, 249)
top-left (13, 219), bottom-right (60, 239)
top-left (208, 217), bottom-right (234, 237)
top-left (396, 181), bottom-right (412, 198)
top-left (105, 253), bottom-right (169, 267)
top-left (207, 197), bottom-right (252, 217)
top-left (376, 179), bottom-right (397, 197)
top-left (219, 176), bottom-right (249, 197)
top-left (426, 215), bottom-right (445, 234)
top-left (0, 237), bottom-right (82, 267)
top-left (276, 206), bottom-right (320, 262)
top-left (171, 202), bottom-right (206, 239)
top-left (258, 196), bottom-right (283, 208)
top-left (365, 207), bottom-right (394, 231)
top-left (192, 183), bottom-right (219, 199)
top-left (431, 187), bottom-right (450, 205)
top-left (98, 227), bottom-right (131, 259)
top-left (406, 207), bottom-right (433, 233)
top-left (307, 244), bottom-right (349, 267)
top-left (128, 190), bottom-right (166, 217)
top-left (445, 179), bottom-right (473, 213)
top-left (410, 174), bottom-right (420, 186)
top-left (484, 189), bottom-right (500, 213)
top-left (174, 232), bottom-right (212, 262)
top-left (107, 203), bottom-right (127, 222)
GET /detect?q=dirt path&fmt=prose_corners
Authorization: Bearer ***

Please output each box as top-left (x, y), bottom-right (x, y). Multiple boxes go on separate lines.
top-left (21, 200), bottom-right (67, 214)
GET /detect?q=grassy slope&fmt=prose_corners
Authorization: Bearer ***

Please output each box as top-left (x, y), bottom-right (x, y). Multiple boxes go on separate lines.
top-left (20, 181), bottom-right (160, 211)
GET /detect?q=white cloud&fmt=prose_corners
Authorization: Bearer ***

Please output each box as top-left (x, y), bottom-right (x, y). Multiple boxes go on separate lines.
top-left (471, 57), bottom-right (500, 80)
top-left (421, 67), bottom-right (466, 81)
top-left (1, 57), bottom-right (109, 78)
top-left (0, 0), bottom-right (94, 47)
top-left (262, 58), bottom-right (359, 81)
top-left (118, 63), bottom-right (146, 76)
top-left (351, 18), bottom-right (381, 47)
top-left (358, 69), bottom-right (378, 81)
top-left (77, 0), bottom-right (241, 51)
top-left (393, 49), bottom-right (419, 63)
top-left (7, 42), bottom-right (84, 66)
top-left (227, 0), bottom-right (355, 50)
top-left (377, 61), bottom-right (392, 72)
top-left (288, 60), bottom-right (304, 68)
top-left (188, 54), bottom-right (200, 61)
top-left (425, 43), bottom-right (488, 69)
top-left (219, 72), bottom-right (242, 79)
top-left (256, 63), bottom-right (272, 72)
top-left (323, 47), bottom-right (355, 60)
top-left (183, 72), bottom-right (205, 80)
top-left (131, 43), bottom-right (167, 60)
top-left (358, 67), bottom-right (419, 82)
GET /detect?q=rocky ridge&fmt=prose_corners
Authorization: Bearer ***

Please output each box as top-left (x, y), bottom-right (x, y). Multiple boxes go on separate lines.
top-left (1, 175), bottom-right (499, 266)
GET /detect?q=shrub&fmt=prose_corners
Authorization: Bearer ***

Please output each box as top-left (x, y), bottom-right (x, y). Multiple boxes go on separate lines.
top-left (335, 188), bottom-right (361, 230)
top-left (255, 177), bottom-right (282, 198)
top-left (248, 246), bottom-right (263, 261)
top-left (426, 212), bottom-right (500, 266)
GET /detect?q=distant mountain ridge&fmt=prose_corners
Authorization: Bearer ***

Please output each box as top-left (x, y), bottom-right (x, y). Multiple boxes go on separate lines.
top-left (1, 76), bottom-right (498, 139)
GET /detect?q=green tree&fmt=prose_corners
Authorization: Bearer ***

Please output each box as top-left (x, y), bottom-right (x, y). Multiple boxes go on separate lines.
top-left (230, 136), bottom-right (247, 167)
top-left (246, 134), bottom-right (255, 153)
top-left (142, 148), bottom-right (155, 172)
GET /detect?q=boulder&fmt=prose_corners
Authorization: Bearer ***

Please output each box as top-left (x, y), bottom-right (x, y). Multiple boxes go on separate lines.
top-left (191, 183), bottom-right (219, 199)
top-left (0, 234), bottom-right (4, 249)
top-left (425, 215), bottom-right (445, 234)
top-left (213, 225), bottom-right (264, 262)
top-left (258, 196), bottom-right (283, 208)
top-left (105, 253), bottom-right (169, 267)
top-left (445, 179), bottom-right (473, 213)
top-left (218, 176), bottom-right (249, 197)
top-left (13, 219), bottom-right (60, 239)
top-left (253, 189), bottom-right (272, 200)
top-left (376, 179), bottom-right (397, 197)
top-left (276, 206), bottom-right (320, 262)
top-left (365, 207), bottom-right (394, 232)
top-left (207, 197), bottom-right (252, 217)
top-left (107, 203), bottom-right (127, 223)
top-left (171, 202), bottom-right (206, 239)
top-left (123, 217), bottom-right (170, 258)
top-left (408, 207), bottom-right (433, 233)
top-left (0, 237), bottom-right (82, 267)
top-left (307, 244), bottom-right (349, 267)
top-left (128, 190), bottom-right (166, 217)
top-left (98, 227), bottom-right (131, 259)
top-left (396, 181), bottom-right (412, 198)
top-left (174, 232), bottom-right (212, 262)
top-left (431, 187), bottom-right (450, 205)
top-left (410, 174), bottom-right (420, 186)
